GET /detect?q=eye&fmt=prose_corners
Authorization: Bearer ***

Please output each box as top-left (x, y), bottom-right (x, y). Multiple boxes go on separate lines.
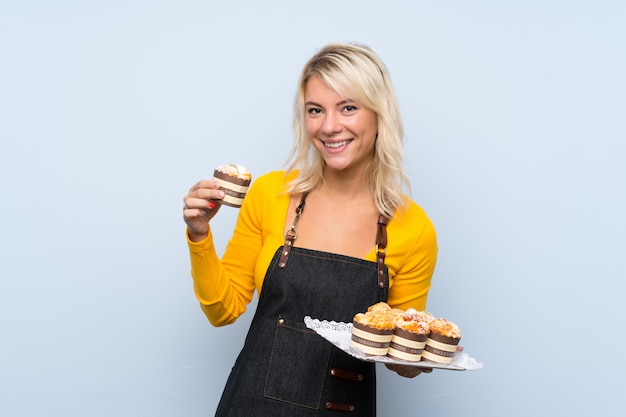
top-left (306, 107), bottom-right (322, 115)
top-left (342, 104), bottom-right (358, 112)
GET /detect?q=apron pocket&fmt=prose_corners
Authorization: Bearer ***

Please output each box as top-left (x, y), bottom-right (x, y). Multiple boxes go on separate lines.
top-left (263, 316), bottom-right (331, 409)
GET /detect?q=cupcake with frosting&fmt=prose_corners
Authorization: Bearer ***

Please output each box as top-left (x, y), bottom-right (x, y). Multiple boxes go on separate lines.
top-left (387, 309), bottom-right (431, 362)
top-left (421, 318), bottom-right (462, 364)
top-left (213, 164), bottom-right (252, 208)
top-left (350, 303), bottom-right (395, 356)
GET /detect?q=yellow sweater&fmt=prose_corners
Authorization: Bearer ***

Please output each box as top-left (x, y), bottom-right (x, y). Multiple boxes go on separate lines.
top-left (187, 170), bottom-right (438, 326)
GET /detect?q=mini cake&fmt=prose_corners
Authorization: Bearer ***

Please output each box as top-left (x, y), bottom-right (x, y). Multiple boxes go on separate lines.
top-left (421, 318), bottom-right (462, 364)
top-left (387, 309), bottom-right (430, 362)
top-left (350, 303), bottom-right (395, 356)
top-left (213, 164), bottom-right (252, 208)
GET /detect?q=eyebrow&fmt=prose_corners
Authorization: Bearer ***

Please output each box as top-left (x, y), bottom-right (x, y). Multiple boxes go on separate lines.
top-left (305, 99), bottom-right (356, 107)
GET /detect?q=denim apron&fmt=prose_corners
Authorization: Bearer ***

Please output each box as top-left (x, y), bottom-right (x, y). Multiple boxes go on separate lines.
top-left (215, 196), bottom-right (389, 416)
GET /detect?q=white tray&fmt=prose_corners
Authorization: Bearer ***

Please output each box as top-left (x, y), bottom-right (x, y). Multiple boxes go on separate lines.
top-left (304, 316), bottom-right (483, 371)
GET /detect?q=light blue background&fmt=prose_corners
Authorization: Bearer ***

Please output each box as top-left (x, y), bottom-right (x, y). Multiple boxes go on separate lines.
top-left (1, 1), bottom-right (624, 416)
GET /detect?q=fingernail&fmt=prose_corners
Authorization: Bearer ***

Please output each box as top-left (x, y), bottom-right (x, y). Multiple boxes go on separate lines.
top-left (208, 201), bottom-right (216, 209)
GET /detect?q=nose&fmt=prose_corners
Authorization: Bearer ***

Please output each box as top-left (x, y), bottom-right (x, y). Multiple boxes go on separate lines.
top-left (321, 111), bottom-right (342, 136)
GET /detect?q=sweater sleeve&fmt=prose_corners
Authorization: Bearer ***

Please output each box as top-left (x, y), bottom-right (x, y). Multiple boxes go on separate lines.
top-left (386, 202), bottom-right (438, 312)
top-left (187, 175), bottom-right (267, 327)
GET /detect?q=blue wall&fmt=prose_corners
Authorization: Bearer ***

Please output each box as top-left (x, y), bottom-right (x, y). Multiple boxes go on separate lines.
top-left (1, 1), bottom-right (624, 415)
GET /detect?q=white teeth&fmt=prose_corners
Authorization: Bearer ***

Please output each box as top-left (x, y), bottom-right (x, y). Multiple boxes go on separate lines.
top-left (324, 140), bottom-right (351, 148)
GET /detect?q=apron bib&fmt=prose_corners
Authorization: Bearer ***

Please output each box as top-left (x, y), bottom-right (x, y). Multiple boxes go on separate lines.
top-left (215, 197), bottom-right (389, 416)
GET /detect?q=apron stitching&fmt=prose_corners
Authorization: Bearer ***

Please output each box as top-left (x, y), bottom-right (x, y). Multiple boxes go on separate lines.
top-left (262, 316), bottom-right (332, 410)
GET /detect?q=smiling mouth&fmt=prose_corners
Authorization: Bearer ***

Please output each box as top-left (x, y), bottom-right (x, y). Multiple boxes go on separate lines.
top-left (323, 139), bottom-right (352, 149)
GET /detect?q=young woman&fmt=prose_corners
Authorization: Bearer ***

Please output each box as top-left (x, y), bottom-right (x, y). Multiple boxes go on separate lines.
top-left (183, 43), bottom-right (438, 416)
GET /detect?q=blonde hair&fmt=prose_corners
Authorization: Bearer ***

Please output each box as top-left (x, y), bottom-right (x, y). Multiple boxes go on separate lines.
top-left (284, 42), bottom-right (410, 218)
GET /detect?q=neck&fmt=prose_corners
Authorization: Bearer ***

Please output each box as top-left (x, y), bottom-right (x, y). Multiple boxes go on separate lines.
top-left (319, 170), bottom-right (371, 202)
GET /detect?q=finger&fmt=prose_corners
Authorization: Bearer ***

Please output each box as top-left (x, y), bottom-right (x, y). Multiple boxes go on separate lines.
top-left (183, 206), bottom-right (208, 220)
top-left (402, 369), bottom-right (422, 378)
top-left (189, 179), bottom-right (222, 193)
top-left (186, 188), bottom-right (225, 205)
top-left (385, 363), bottom-right (427, 378)
top-left (184, 194), bottom-right (222, 211)
top-left (402, 370), bottom-right (420, 378)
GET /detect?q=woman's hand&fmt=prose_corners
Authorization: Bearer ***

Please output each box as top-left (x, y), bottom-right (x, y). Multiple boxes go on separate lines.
top-left (183, 180), bottom-right (225, 241)
top-left (384, 363), bottom-right (433, 378)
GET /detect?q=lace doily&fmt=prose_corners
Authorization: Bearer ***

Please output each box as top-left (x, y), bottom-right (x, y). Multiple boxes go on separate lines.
top-left (304, 316), bottom-right (484, 371)
top-left (304, 316), bottom-right (353, 332)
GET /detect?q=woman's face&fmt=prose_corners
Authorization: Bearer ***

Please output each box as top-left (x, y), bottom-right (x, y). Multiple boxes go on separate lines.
top-left (304, 76), bottom-right (378, 176)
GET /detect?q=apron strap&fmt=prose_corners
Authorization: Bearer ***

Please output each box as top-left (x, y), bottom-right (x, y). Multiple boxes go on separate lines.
top-left (376, 215), bottom-right (389, 289)
top-left (278, 193), bottom-right (307, 268)
top-left (279, 192), bottom-right (391, 288)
